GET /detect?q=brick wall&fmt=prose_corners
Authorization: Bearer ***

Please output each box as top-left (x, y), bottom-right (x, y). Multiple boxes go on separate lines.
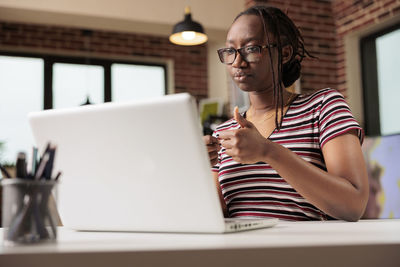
top-left (245, 0), bottom-right (337, 94)
top-left (1, 1), bottom-right (399, 101)
top-left (0, 21), bottom-right (208, 100)
top-left (245, 0), bottom-right (400, 97)
top-left (333, 0), bottom-right (400, 96)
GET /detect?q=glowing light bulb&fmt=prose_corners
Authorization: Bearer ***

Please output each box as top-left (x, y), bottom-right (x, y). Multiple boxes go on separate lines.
top-left (181, 31), bottom-right (196, 40)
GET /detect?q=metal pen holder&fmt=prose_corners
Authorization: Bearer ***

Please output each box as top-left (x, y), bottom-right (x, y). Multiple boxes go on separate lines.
top-left (1, 178), bottom-right (58, 246)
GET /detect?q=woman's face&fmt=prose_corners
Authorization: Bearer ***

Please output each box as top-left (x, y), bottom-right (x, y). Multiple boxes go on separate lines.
top-left (226, 14), bottom-right (277, 93)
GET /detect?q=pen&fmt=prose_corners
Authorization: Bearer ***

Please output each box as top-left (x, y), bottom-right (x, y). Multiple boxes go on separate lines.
top-left (54, 171), bottom-right (62, 181)
top-left (34, 153), bottom-right (50, 180)
top-left (44, 145), bottom-right (56, 180)
top-left (0, 163), bottom-right (12, 178)
top-left (33, 143), bottom-right (51, 179)
top-left (31, 147), bottom-right (38, 175)
top-left (16, 152), bottom-right (27, 178)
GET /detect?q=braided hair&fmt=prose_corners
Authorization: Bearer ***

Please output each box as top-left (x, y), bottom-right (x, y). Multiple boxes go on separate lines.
top-left (234, 5), bottom-right (314, 129)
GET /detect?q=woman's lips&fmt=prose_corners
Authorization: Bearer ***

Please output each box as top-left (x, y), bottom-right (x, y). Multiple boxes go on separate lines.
top-left (233, 72), bottom-right (252, 82)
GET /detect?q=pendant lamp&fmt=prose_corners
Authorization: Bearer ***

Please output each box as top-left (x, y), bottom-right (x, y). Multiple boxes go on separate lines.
top-left (169, 6), bottom-right (208, 46)
top-left (81, 29), bottom-right (93, 106)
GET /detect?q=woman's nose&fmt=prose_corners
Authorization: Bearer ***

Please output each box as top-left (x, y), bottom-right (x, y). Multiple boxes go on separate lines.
top-left (231, 52), bottom-right (248, 68)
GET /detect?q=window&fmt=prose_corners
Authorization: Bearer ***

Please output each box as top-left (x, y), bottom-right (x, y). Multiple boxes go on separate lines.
top-left (111, 64), bottom-right (165, 102)
top-left (361, 24), bottom-right (400, 136)
top-left (0, 52), bottom-right (167, 166)
top-left (53, 63), bottom-right (104, 108)
top-left (375, 28), bottom-right (400, 135)
top-left (0, 56), bottom-right (44, 163)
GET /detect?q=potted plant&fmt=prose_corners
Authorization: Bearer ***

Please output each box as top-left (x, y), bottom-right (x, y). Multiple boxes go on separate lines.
top-left (0, 141), bottom-right (17, 226)
top-left (0, 141), bottom-right (15, 178)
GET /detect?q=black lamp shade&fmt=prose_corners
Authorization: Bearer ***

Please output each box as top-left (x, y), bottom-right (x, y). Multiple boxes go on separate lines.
top-left (173, 13), bottom-right (204, 33)
top-left (169, 8), bottom-right (208, 46)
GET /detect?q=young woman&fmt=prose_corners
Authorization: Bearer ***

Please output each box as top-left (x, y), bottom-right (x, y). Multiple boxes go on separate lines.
top-left (203, 6), bottom-right (368, 221)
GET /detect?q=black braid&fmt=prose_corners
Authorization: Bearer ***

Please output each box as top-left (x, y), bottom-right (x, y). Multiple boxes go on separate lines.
top-left (234, 5), bottom-right (315, 130)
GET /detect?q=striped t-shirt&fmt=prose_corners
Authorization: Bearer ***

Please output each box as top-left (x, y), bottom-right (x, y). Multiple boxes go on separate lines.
top-left (212, 88), bottom-right (364, 221)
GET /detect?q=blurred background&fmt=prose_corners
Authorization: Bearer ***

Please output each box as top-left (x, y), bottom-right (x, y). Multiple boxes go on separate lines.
top-left (0, 0), bottom-right (399, 219)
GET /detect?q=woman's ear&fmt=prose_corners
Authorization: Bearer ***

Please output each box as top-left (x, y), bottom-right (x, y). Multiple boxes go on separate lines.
top-left (282, 45), bottom-right (293, 64)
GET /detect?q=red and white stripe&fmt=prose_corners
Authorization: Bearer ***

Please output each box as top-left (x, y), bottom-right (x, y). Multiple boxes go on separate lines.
top-left (212, 88), bottom-right (363, 221)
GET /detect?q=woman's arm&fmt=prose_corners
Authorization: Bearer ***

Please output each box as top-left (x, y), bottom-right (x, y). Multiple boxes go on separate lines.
top-left (212, 171), bottom-right (229, 217)
top-left (203, 135), bottom-right (229, 217)
top-left (263, 130), bottom-right (369, 221)
top-left (219, 110), bottom-right (369, 221)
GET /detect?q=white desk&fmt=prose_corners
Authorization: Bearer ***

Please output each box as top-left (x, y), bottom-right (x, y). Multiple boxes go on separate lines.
top-left (1, 219), bottom-right (399, 267)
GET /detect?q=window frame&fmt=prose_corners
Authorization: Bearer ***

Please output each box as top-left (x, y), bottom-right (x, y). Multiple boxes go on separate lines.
top-left (0, 51), bottom-right (168, 109)
top-left (360, 23), bottom-right (400, 136)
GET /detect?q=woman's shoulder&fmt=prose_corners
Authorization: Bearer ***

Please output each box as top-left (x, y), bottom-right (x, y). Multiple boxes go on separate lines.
top-left (297, 87), bottom-right (342, 99)
top-left (295, 88), bottom-right (344, 105)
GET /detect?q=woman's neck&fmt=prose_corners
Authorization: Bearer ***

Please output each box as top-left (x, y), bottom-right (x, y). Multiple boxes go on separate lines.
top-left (247, 85), bottom-right (293, 117)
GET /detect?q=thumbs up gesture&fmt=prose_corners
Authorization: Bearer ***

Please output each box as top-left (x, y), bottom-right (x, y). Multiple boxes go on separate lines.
top-left (234, 106), bottom-right (253, 129)
top-left (218, 107), bottom-right (270, 164)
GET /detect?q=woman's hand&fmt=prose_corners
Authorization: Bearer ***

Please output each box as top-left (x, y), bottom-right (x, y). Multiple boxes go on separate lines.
top-left (203, 135), bottom-right (219, 167)
top-left (219, 107), bottom-right (269, 164)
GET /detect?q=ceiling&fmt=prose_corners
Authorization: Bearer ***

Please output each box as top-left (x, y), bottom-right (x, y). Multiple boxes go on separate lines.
top-left (0, 0), bottom-right (245, 41)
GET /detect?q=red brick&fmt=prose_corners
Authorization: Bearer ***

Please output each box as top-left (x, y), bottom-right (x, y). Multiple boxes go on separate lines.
top-left (378, 11), bottom-right (391, 20)
top-left (3, 0), bottom-right (400, 102)
top-left (0, 20), bottom-right (208, 101)
top-left (383, 0), bottom-right (396, 8)
top-left (369, 6), bottom-right (382, 14)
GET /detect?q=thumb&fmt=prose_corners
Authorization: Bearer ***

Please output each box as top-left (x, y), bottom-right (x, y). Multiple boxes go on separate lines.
top-left (234, 106), bottom-right (253, 128)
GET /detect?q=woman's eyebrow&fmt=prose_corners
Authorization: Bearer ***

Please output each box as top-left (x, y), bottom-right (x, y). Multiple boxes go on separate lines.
top-left (226, 37), bottom-right (261, 45)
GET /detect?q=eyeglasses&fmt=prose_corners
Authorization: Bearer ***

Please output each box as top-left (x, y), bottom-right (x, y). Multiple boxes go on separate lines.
top-left (217, 44), bottom-right (277, 65)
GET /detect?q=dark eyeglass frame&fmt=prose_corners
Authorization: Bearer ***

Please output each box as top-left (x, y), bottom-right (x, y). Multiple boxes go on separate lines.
top-left (217, 44), bottom-right (277, 65)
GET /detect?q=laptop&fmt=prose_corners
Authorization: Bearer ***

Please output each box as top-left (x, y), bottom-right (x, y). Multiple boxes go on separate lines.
top-left (28, 93), bottom-right (278, 233)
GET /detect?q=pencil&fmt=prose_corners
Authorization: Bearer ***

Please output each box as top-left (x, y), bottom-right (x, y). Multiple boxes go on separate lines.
top-left (0, 163), bottom-right (12, 178)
